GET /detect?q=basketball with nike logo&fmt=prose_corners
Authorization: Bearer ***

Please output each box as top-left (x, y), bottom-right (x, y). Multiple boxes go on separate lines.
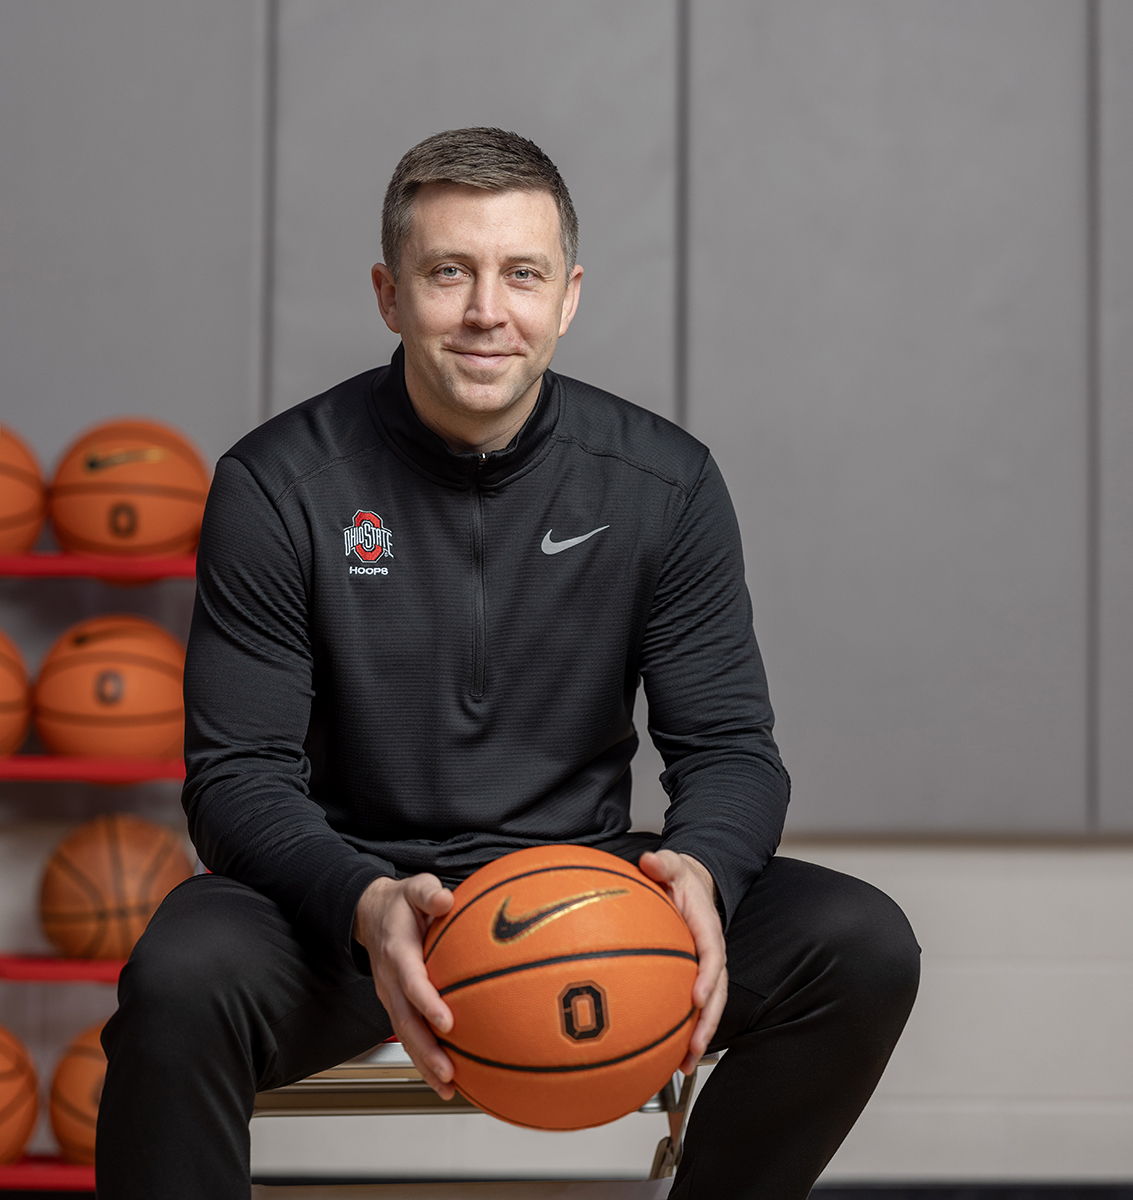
top-left (422, 844), bottom-right (698, 1130)
top-left (33, 614), bottom-right (186, 759)
top-left (49, 418), bottom-right (209, 555)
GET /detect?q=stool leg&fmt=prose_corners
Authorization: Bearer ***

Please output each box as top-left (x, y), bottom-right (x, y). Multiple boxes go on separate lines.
top-left (649, 1066), bottom-right (699, 1179)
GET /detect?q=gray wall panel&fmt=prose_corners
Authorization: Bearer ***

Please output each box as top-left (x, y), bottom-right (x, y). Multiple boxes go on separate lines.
top-left (689, 1), bottom-right (1089, 830)
top-left (1099, 0), bottom-right (1133, 829)
top-left (270, 0), bottom-right (676, 422)
top-left (0, 1), bottom-right (261, 467)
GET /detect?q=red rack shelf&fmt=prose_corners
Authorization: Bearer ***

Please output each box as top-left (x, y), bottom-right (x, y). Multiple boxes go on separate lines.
top-left (0, 552), bottom-right (196, 580)
top-left (0, 955), bottom-right (124, 983)
top-left (0, 756), bottom-right (184, 784)
top-left (0, 1155), bottom-right (95, 1192)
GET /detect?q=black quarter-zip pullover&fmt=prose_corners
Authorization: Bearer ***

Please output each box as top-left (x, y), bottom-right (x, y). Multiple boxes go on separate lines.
top-left (182, 347), bottom-right (790, 966)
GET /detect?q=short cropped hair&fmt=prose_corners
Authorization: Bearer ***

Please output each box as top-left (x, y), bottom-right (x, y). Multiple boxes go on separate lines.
top-left (381, 127), bottom-right (579, 280)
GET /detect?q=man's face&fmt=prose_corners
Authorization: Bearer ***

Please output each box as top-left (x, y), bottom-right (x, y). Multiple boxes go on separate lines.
top-left (372, 183), bottom-right (582, 448)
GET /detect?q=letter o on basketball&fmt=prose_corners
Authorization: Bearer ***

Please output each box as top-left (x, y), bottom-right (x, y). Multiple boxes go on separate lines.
top-left (559, 982), bottom-right (608, 1042)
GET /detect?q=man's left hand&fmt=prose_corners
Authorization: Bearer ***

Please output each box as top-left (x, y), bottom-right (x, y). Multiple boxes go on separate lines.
top-left (638, 849), bottom-right (727, 1074)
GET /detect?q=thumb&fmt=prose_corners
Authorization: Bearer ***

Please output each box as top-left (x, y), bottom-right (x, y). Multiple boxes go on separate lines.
top-left (406, 875), bottom-right (455, 919)
top-left (637, 849), bottom-right (680, 886)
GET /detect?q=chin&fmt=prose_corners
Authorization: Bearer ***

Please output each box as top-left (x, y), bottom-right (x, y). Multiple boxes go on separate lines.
top-left (449, 388), bottom-right (525, 417)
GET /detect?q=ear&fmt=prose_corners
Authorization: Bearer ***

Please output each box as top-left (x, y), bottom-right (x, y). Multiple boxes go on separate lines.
top-left (558, 264), bottom-right (583, 338)
top-left (372, 263), bottom-right (400, 334)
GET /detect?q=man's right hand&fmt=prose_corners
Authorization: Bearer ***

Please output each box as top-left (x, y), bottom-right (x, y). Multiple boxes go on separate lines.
top-left (352, 874), bottom-right (456, 1098)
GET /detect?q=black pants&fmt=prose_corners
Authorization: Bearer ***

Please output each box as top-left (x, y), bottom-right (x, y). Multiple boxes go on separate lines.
top-left (96, 857), bottom-right (919, 1199)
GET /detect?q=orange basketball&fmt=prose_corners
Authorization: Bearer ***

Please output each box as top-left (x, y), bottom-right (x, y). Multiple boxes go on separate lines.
top-left (49, 418), bottom-right (209, 555)
top-left (0, 424), bottom-right (47, 554)
top-left (40, 813), bottom-right (192, 960)
top-left (33, 614), bottom-right (185, 759)
top-left (49, 1022), bottom-right (106, 1164)
top-left (422, 845), bottom-right (698, 1130)
top-left (0, 628), bottom-right (31, 756)
top-left (0, 1024), bottom-right (38, 1164)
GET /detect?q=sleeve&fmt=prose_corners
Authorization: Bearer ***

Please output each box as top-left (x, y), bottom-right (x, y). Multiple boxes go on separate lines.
top-left (181, 456), bottom-right (395, 967)
top-left (639, 454), bottom-right (790, 928)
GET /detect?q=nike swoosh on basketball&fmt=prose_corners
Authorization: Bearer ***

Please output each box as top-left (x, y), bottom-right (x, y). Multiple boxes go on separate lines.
top-left (84, 447), bottom-right (166, 471)
top-left (540, 526), bottom-right (610, 555)
top-left (491, 888), bottom-right (629, 943)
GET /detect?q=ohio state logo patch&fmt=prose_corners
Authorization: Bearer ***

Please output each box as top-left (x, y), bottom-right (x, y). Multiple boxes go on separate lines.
top-left (343, 510), bottom-right (394, 563)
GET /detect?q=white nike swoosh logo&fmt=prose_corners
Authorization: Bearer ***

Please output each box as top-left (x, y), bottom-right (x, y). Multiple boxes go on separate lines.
top-left (541, 526), bottom-right (610, 555)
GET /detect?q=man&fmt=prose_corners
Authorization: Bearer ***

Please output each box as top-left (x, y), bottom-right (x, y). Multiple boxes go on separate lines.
top-left (98, 128), bottom-right (918, 1199)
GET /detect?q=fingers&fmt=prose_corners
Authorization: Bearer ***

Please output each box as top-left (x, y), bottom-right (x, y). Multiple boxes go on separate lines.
top-left (637, 850), bottom-right (729, 1073)
top-left (393, 938), bottom-right (454, 1035)
top-left (379, 975), bottom-right (456, 1099)
top-left (683, 898), bottom-right (726, 1009)
top-left (640, 849), bottom-right (726, 1002)
top-left (682, 963), bottom-right (728, 1074)
top-left (361, 873), bottom-right (459, 1099)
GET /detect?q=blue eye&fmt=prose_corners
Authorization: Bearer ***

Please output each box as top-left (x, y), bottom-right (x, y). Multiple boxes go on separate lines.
top-left (440, 266), bottom-right (459, 278)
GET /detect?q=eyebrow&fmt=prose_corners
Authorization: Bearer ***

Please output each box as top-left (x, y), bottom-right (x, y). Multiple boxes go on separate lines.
top-left (421, 249), bottom-right (558, 274)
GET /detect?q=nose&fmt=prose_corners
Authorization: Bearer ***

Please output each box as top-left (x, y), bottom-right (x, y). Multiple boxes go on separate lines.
top-left (463, 274), bottom-right (507, 330)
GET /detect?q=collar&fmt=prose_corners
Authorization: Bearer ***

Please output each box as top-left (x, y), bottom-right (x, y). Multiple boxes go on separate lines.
top-left (368, 344), bottom-right (561, 490)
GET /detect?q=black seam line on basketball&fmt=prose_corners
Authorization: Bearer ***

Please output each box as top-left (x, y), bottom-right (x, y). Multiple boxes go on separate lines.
top-left (51, 530), bottom-right (198, 555)
top-left (83, 429), bottom-right (201, 458)
top-left (52, 1091), bottom-right (99, 1127)
top-left (424, 866), bottom-right (680, 964)
top-left (0, 1086), bottom-right (36, 1126)
top-left (44, 906), bottom-right (154, 922)
top-left (0, 462), bottom-right (40, 486)
top-left (105, 817), bottom-right (129, 952)
top-left (49, 851), bottom-right (111, 956)
top-left (437, 1007), bottom-right (697, 1074)
top-left (66, 1045), bottom-right (106, 1062)
top-left (40, 650), bottom-right (183, 676)
top-left (39, 651), bottom-right (184, 679)
top-left (136, 834), bottom-right (178, 907)
top-left (35, 709), bottom-right (184, 726)
top-left (49, 852), bottom-right (108, 920)
top-left (0, 506), bottom-right (44, 529)
top-left (52, 481), bottom-right (207, 501)
top-left (436, 947), bottom-right (698, 996)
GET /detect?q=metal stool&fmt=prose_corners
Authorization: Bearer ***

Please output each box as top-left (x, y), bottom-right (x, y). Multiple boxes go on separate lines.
top-left (253, 1042), bottom-right (717, 1180)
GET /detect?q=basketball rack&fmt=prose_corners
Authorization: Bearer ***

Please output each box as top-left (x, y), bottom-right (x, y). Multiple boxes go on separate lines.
top-left (0, 552), bottom-right (196, 580)
top-left (0, 956), bottom-right (119, 1193)
top-left (0, 554), bottom-right (189, 1192)
top-left (253, 1041), bottom-right (718, 1181)
top-left (0, 756), bottom-right (185, 783)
